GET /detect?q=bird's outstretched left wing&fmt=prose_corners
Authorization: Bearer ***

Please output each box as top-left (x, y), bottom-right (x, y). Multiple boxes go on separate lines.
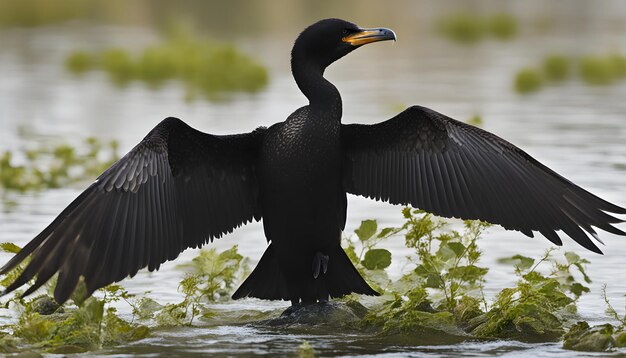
top-left (1, 117), bottom-right (265, 303)
top-left (342, 106), bottom-right (625, 253)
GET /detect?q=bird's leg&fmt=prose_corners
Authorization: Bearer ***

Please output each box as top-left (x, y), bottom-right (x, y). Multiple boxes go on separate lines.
top-left (312, 252), bottom-right (329, 279)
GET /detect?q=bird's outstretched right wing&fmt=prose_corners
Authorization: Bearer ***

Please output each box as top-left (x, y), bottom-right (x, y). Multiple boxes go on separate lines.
top-left (342, 106), bottom-right (625, 253)
top-left (1, 117), bottom-right (265, 303)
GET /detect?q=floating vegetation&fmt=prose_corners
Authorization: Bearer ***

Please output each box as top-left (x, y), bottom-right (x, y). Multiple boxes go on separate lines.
top-left (0, 245), bottom-right (149, 354)
top-left (564, 321), bottom-right (626, 352)
top-left (465, 115), bottom-right (483, 127)
top-left (563, 285), bottom-right (626, 351)
top-left (65, 51), bottom-right (95, 75)
top-left (0, 244), bottom-right (249, 353)
top-left (65, 32), bottom-right (269, 101)
top-left (514, 68), bottom-right (543, 94)
top-left (0, 0), bottom-right (91, 27)
top-left (543, 54), bottom-right (571, 81)
top-left (155, 246), bottom-right (249, 326)
top-left (0, 207), bottom-right (616, 354)
top-left (514, 52), bottom-right (626, 94)
top-left (0, 137), bottom-right (119, 194)
top-left (355, 209), bottom-right (591, 344)
top-left (579, 53), bottom-right (626, 86)
top-left (438, 12), bottom-right (518, 45)
top-left (401, 209), bottom-right (489, 312)
top-left (360, 209), bottom-right (490, 338)
top-left (472, 250), bottom-right (590, 342)
top-left (298, 340), bottom-right (316, 358)
top-left (343, 219), bottom-right (401, 291)
top-left (487, 13), bottom-right (518, 40)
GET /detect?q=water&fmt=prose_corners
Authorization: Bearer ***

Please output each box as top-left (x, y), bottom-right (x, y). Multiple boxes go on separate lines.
top-left (1, 1), bottom-right (626, 356)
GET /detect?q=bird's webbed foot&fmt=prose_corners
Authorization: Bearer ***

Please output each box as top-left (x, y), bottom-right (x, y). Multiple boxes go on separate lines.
top-left (312, 252), bottom-right (329, 279)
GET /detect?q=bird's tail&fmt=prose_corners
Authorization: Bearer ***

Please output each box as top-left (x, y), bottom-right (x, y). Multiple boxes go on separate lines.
top-left (324, 244), bottom-right (379, 298)
top-left (231, 243), bottom-right (379, 301)
top-left (232, 243), bottom-right (288, 300)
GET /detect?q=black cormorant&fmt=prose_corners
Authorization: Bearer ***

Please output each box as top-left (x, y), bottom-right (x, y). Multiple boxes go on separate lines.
top-left (2, 19), bottom-right (625, 305)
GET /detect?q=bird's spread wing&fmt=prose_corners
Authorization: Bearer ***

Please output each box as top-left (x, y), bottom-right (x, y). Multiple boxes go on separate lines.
top-left (1, 117), bottom-right (265, 303)
top-left (342, 106), bottom-right (626, 253)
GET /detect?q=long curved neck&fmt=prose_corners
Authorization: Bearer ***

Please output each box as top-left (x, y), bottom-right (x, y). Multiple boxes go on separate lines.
top-left (291, 55), bottom-right (342, 113)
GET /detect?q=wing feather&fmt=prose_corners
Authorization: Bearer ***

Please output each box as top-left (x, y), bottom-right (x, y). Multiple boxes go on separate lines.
top-left (1, 117), bottom-right (266, 302)
top-left (343, 105), bottom-right (625, 253)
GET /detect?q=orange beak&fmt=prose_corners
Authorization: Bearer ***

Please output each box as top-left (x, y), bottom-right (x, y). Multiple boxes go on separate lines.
top-left (342, 27), bottom-right (397, 46)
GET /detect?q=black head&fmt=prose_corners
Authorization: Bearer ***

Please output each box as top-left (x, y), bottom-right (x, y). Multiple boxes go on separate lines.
top-left (291, 18), bottom-right (396, 71)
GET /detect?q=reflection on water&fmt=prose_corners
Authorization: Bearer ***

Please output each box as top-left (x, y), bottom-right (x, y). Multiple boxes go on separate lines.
top-left (1, 0), bottom-right (626, 356)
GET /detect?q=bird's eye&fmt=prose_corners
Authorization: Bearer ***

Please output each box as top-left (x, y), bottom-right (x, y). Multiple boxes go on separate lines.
top-left (342, 29), bottom-right (351, 36)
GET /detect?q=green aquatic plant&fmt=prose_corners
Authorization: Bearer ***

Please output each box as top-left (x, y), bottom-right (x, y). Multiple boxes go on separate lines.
top-left (0, 245), bottom-right (248, 353)
top-left (344, 220), bottom-right (399, 270)
top-left (401, 208), bottom-right (490, 312)
top-left (465, 115), bottom-right (483, 127)
top-left (0, 208), bottom-right (607, 353)
top-left (4, 289), bottom-right (148, 354)
top-left (437, 12), bottom-right (518, 44)
top-left (561, 286), bottom-right (626, 352)
top-left (358, 209), bottom-right (596, 344)
top-left (360, 287), bottom-right (465, 338)
top-left (156, 246), bottom-right (248, 326)
top-left (343, 219), bottom-right (402, 292)
top-left (579, 53), bottom-right (626, 85)
top-left (514, 68), bottom-right (543, 94)
top-left (65, 32), bottom-right (269, 101)
top-left (602, 285), bottom-right (626, 328)
top-left (178, 245), bottom-right (249, 303)
top-left (0, 0), bottom-right (91, 27)
top-left (360, 209), bottom-right (490, 337)
top-left (0, 243), bottom-right (29, 292)
top-left (0, 137), bottom-right (119, 194)
top-left (472, 249), bottom-right (590, 342)
top-left (0, 251), bottom-right (149, 354)
top-left (438, 12), bottom-right (485, 45)
top-left (100, 48), bottom-right (136, 86)
top-left (543, 54), bottom-right (571, 81)
top-left (563, 321), bottom-right (626, 352)
top-left (487, 13), bottom-right (518, 40)
top-left (298, 340), bottom-right (316, 358)
top-left (514, 52), bottom-right (626, 94)
top-left (65, 51), bottom-right (95, 74)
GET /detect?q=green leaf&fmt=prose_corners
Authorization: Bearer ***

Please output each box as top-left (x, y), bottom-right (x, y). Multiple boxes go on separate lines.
top-left (522, 271), bottom-right (547, 283)
top-left (447, 242), bottom-right (466, 257)
top-left (564, 251), bottom-right (581, 265)
top-left (574, 263), bottom-right (592, 284)
top-left (569, 283), bottom-right (590, 298)
top-left (498, 254), bottom-right (535, 271)
top-left (361, 248), bottom-right (392, 270)
top-left (414, 265), bottom-right (443, 288)
top-left (83, 297), bottom-right (105, 323)
top-left (437, 244), bottom-right (456, 261)
top-left (447, 265), bottom-right (489, 283)
top-left (378, 227), bottom-right (400, 238)
top-left (134, 297), bottom-right (163, 320)
top-left (343, 244), bottom-right (359, 266)
top-left (71, 280), bottom-right (89, 307)
top-left (0, 242), bottom-right (21, 254)
top-left (355, 220), bottom-right (377, 242)
top-left (414, 264), bottom-right (429, 277)
top-left (424, 274), bottom-right (443, 289)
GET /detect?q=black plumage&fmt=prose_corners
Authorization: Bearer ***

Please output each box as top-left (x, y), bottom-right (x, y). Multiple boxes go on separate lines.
top-left (1, 19), bottom-right (624, 305)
